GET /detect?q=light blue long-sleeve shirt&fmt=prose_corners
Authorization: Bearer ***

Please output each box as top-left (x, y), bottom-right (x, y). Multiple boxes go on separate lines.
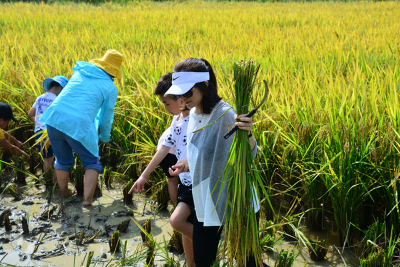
top-left (40, 61), bottom-right (118, 157)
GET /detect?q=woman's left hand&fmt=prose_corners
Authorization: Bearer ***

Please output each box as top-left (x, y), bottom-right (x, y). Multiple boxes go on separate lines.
top-left (234, 114), bottom-right (253, 135)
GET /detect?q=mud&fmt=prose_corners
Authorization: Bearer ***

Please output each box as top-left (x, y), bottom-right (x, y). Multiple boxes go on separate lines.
top-left (0, 174), bottom-right (358, 267)
top-left (263, 230), bottom-right (359, 266)
top-left (0, 174), bottom-right (181, 266)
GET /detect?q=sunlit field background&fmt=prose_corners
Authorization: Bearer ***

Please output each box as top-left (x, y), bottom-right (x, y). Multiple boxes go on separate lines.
top-left (1, 1), bottom-right (400, 265)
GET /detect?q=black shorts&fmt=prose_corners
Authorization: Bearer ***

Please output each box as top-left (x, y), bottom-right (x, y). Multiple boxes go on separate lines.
top-left (177, 182), bottom-right (195, 224)
top-left (158, 153), bottom-right (177, 178)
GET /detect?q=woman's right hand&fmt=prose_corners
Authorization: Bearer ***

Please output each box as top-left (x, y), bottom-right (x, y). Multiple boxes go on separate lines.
top-left (128, 176), bottom-right (147, 194)
top-left (168, 158), bottom-right (189, 176)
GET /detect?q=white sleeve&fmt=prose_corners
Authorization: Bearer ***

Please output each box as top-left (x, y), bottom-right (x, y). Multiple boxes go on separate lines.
top-left (32, 98), bottom-right (39, 109)
top-left (162, 124), bottom-right (175, 148)
top-left (162, 115), bottom-right (178, 148)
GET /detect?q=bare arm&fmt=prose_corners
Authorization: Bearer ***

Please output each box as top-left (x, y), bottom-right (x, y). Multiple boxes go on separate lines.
top-left (28, 107), bottom-right (36, 123)
top-left (0, 139), bottom-right (29, 161)
top-left (128, 145), bottom-right (172, 193)
top-left (3, 131), bottom-right (23, 148)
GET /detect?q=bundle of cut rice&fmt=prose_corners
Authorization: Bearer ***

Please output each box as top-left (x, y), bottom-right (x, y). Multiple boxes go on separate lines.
top-left (220, 60), bottom-right (266, 267)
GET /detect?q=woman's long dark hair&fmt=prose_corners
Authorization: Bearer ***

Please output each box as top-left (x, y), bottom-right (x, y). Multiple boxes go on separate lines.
top-left (173, 58), bottom-right (221, 114)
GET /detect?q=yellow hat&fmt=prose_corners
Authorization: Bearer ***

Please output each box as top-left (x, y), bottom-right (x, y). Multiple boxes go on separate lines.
top-left (89, 49), bottom-right (123, 79)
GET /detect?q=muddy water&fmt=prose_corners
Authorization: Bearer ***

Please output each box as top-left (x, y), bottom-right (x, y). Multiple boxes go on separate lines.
top-left (0, 178), bottom-right (181, 267)
top-left (263, 231), bottom-right (359, 267)
top-left (0, 177), bottom-right (358, 267)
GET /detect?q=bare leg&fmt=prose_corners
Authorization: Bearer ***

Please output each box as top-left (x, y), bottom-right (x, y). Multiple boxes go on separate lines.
top-left (182, 235), bottom-right (195, 267)
top-left (83, 169), bottom-right (99, 207)
top-left (56, 169), bottom-right (72, 197)
top-left (43, 157), bottom-right (54, 173)
top-left (168, 177), bottom-right (179, 206)
top-left (170, 202), bottom-right (193, 240)
top-left (44, 157), bottom-right (57, 183)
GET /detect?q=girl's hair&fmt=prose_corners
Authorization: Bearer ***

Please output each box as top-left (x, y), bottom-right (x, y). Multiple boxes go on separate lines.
top-left (154, 73), bottom-right (178, 100)
top-left (173, 58), bottom-right (221, 114)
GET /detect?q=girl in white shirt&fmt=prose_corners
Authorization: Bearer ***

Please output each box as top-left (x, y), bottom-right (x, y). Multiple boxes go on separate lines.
top-left (129, 73), bottom-right (195, 267)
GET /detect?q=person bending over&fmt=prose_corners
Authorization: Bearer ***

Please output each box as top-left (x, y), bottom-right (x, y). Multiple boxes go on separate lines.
top-left (40, 49), bottom-right (123, 207)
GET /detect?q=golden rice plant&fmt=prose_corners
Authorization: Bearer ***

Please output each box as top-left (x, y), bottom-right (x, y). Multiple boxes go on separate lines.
top-left (0, 1), bottom-right (399, 260)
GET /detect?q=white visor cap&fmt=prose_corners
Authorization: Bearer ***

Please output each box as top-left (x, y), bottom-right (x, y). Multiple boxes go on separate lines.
top-left (164, 72), bottom-right (210, 96)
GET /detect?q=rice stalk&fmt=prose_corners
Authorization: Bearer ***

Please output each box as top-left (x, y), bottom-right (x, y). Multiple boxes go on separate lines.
top-left (109, 230), bottom-right (121, 254)
top-left (220, 59), bottom-right (265, 266)
top-left (4, 213), bottom-right (11, 232)
top-left (75, 164), bottom-right (84, 196)
top-left (307, 239), bottom-right (328, 261)
top-left (123, 179), bottom-right (134, 205)
top-left (21, 215), bottom-right (29, 235)
top-left (273, 248), bottom-right (300, 267)
top-left (13, 155), bottom-right (26, 185)
top-left (167, 230), bottom-right (184, 254)
top-left (103, 166), bottom-right (112, 189)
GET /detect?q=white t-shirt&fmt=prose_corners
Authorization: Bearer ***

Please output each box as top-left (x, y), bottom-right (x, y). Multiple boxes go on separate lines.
top-left (157, 127), bottom-right (176, 155)
top-left (32, 92), bottom-right (57, 133)
top-left (163, 114), bottom-right (191, 186)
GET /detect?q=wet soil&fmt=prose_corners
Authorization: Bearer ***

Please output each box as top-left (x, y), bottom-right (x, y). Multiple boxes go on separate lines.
top-left (0, 174), bottom-right (359, 267)
top-left (0, 174), bottom-right (181, 266)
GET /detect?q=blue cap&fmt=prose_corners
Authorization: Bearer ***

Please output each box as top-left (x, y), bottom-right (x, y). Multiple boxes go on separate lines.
top-left (43, 76), bottom-right (69, 91)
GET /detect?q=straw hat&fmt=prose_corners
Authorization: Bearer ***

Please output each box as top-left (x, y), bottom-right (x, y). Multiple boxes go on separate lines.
top-left (90, 49), bottom-right (123, 79)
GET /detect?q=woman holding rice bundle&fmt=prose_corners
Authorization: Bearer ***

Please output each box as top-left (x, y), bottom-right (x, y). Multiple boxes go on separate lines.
top-left (165, 58), bottom-right (267, 267)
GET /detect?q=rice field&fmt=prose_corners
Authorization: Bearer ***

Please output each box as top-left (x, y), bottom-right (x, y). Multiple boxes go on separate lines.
top-left (1, 0), bottom-right (400, 265)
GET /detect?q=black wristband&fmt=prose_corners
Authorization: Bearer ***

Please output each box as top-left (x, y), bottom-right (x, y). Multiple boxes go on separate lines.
top-left (248, 132), bottom-right (252, 138)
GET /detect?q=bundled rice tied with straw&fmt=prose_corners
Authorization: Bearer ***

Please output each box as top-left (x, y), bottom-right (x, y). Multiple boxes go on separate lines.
top-left (221, 59), bottom-right (266, 267)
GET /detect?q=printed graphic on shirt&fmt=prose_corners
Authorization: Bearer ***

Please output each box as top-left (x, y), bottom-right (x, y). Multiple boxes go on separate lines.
top-left (174, 126), bottom-right (182, 135)
top-left (37, 97), bottom-right (54, 114)
top-left (33, 92), bottom-right (57, 132)
top-left (157, 128), bottom-right (176, 154)
top-left (165, 134), bottom-right (176, 147)
top-left (182, 135), bottom-right (187, 146)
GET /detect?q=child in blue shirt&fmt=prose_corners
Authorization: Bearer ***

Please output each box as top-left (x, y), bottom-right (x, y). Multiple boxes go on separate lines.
top-left (28, 76), bottom-right (68, 175)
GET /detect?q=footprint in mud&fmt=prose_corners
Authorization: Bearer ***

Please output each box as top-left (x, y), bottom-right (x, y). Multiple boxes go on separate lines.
top-left (113, 210), bottom-right (134, 217)
top-left (30, 221), bottom-right (52, 236)
top-left (0, 238), bottom-right (10, 244)
top-left (95, 215), bottom-right (108, 222)
top-left (22, 198), bottom-right (35, 205)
